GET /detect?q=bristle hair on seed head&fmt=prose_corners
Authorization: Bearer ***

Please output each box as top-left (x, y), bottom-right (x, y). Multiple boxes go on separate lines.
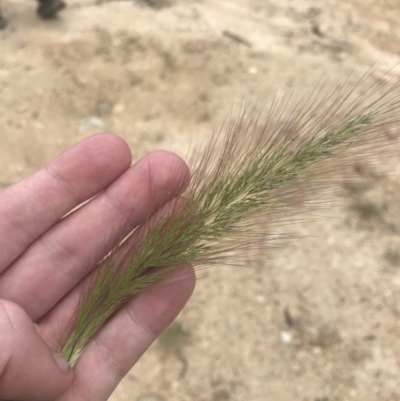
top-left (60, 70), bottom-right (400, 364)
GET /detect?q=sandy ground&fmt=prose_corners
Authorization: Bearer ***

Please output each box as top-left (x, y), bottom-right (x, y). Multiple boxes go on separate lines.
top-left (1, 0), bottom-right (400, 400)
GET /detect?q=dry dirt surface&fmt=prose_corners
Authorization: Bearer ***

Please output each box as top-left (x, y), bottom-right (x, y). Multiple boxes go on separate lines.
top-left (1, 0), bottom-right (400, 400)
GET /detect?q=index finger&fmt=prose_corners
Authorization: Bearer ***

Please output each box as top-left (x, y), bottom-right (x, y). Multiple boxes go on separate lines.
top-left (0, 133), bottom-right (132, 272)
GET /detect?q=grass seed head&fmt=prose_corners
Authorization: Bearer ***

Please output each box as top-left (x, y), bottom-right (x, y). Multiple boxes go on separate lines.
top-left (60, 71), bottom-right (400, 364)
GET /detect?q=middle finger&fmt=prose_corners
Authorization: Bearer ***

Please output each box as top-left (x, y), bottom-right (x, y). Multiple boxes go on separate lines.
top-left (0, 151), bottom-right (190, 321)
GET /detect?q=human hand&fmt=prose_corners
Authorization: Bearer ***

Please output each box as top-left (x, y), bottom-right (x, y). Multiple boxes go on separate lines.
top-left (0, 134), bottom-right (195, 401)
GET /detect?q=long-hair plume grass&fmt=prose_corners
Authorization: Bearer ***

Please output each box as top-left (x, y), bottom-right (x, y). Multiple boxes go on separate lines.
top-left (60, 72), bottom-right (400, 365)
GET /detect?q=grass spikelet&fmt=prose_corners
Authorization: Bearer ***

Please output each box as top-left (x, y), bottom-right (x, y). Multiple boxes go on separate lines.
top-left (60, 72), bottom-right (400, 364)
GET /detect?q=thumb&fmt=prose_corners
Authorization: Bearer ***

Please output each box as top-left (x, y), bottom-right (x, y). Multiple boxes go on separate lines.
top-left (0, 300), bottom-right (73, 401)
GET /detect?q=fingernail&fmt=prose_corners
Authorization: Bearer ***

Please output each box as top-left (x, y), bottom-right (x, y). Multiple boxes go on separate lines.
top-left (54, 353), bottom-right (71, 372)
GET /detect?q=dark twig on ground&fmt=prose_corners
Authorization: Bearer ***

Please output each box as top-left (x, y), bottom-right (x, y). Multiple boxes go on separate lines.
top-left (222, 30), bottom-right (252, 47)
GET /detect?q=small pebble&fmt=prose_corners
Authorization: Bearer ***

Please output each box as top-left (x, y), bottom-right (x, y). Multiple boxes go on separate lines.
top-left (79, 116), bottom-right (105, 132)
top-left (280, 331), bottom-right (292, 344)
